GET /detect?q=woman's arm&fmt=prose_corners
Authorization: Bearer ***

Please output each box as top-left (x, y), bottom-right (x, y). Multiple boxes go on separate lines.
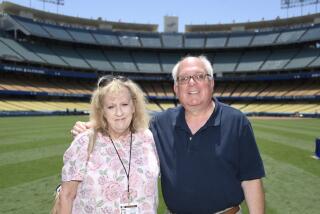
top-left (58, 181), bottom-right (80, 214)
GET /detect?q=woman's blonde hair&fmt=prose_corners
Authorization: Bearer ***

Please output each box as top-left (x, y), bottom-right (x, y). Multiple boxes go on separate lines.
top-left (90, 76), bottom-right (149, 135)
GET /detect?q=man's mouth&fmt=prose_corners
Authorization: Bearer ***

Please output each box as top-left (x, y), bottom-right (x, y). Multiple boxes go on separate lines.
top-left (188, 90), bottom-right (199, 94)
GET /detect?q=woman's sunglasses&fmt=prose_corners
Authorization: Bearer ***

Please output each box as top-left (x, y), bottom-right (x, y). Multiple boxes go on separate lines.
top-left (97, 75), bottom-right (128, 87)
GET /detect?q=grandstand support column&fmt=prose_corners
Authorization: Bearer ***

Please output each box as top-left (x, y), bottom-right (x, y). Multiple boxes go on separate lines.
top-left (14, 28), bottom-right (17, 40)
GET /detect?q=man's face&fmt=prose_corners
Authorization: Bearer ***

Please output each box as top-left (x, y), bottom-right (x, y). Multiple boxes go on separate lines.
top-left (174, 57), bottom-right (214, 111)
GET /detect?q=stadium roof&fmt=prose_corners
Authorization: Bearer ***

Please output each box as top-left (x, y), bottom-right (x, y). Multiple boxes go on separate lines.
top-left (2, 1), bottom-right (320, 33)
top-left (186, 13), bottom-right (320, 33)
top-left (0, 1), bottom-right (158, 32)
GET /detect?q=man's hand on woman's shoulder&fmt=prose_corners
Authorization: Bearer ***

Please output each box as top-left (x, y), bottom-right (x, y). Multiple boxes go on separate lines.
top-left (71, 121), bottom-right (92, 138)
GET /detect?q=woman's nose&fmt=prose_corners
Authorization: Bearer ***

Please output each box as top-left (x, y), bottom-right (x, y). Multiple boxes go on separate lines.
top-left (115, 106), bottom-right (123, 115)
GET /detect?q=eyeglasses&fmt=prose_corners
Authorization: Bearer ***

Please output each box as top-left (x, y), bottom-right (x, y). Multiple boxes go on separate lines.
top-left (176, 73), bottom-right (211, 85)
top-left (97, 75), bottom-right (128, 87)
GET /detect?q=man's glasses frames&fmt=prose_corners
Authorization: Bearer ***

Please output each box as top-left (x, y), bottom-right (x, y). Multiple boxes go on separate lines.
top-left (176, 73), bottom-right (211, 85)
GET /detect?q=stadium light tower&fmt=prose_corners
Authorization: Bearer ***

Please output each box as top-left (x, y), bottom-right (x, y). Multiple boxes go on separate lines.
top-left (38, 0), bottom-right (64, 13)
top-left (281, 0), bottom-right (320, 15)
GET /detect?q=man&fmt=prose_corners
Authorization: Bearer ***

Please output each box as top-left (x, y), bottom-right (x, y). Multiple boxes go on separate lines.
top-left (72, 56), bottom-right (265, 214)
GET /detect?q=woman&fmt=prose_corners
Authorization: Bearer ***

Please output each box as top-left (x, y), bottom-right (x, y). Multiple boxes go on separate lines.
top-left (58, 75), bottom-right (159, 213)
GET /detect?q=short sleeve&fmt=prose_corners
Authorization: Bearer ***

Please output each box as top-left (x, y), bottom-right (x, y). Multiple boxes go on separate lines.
top-left (238, 120), bottom-right (265, 181)
top-left (61, 131), bottom-right (90, 182)
top-left (143, 129), bottom-right (160, 176)
top-left (144, 128), bottom-right (155, 143)
top-left (145, 129), bottom-right (159, 161)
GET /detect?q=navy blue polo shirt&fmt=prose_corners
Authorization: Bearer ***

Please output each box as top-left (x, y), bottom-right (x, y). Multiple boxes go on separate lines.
top-left (150, 98), bottom-right (265, 213)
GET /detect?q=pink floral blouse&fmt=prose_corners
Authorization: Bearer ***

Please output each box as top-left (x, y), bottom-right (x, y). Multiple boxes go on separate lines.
top-left (62, 129), bottom-right (160, 214)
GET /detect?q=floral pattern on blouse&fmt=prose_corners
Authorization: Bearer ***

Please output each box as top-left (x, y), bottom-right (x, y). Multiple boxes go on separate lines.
top-left (62, 129), bottom-right (159, 214)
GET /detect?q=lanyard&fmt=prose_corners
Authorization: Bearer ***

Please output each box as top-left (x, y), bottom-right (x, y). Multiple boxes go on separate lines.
top-left (109, 132), bottom-right (133, 200)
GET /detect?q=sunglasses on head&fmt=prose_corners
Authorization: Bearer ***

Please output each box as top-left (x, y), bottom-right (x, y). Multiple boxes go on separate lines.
top-left (97, 75), bottom-right (128, 87)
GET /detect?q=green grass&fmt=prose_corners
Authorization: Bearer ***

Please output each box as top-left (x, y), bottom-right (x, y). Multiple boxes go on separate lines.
top-left (0, 116), bottom-right (319, 213)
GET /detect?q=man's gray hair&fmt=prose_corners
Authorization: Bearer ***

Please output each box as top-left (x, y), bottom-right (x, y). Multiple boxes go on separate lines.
top-left (172, 55), bottom-right (214, 83)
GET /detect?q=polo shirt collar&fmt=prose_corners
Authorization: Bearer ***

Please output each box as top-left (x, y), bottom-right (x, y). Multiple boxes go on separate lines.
top-left (174, 97), bottom-right (222, 129)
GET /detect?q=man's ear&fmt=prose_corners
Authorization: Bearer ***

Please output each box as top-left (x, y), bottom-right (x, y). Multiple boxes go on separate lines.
top-left (211, 79), bottom-right (215, 89)
top-left (173, 83), bottom-right (178, 96)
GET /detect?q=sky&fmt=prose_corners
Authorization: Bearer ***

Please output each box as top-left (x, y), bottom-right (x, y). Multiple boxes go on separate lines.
top-left (4, 0), bottom-right (320, 32)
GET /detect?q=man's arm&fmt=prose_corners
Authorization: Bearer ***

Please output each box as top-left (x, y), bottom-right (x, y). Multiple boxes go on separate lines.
top-left (241, 178), bottom-right (265, 214)
top-left (71, 121), bottom-right (92, 137)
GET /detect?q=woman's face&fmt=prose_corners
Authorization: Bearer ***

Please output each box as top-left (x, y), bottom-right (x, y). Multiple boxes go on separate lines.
top-left (103, 86), bottom-right (135, 138)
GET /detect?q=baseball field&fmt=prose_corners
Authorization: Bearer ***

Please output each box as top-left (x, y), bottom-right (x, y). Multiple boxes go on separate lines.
top-left (0, 116), bottom-right (319, 214)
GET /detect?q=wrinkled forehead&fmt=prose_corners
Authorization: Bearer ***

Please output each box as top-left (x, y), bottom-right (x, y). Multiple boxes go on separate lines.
top-left (103, 84), bottom-right (132, 101)
top-left (178, 58), bottom-right (207, 76)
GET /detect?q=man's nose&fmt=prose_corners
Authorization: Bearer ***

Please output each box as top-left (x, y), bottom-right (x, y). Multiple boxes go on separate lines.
top-left (188, 76), bottom-right (196, 85)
